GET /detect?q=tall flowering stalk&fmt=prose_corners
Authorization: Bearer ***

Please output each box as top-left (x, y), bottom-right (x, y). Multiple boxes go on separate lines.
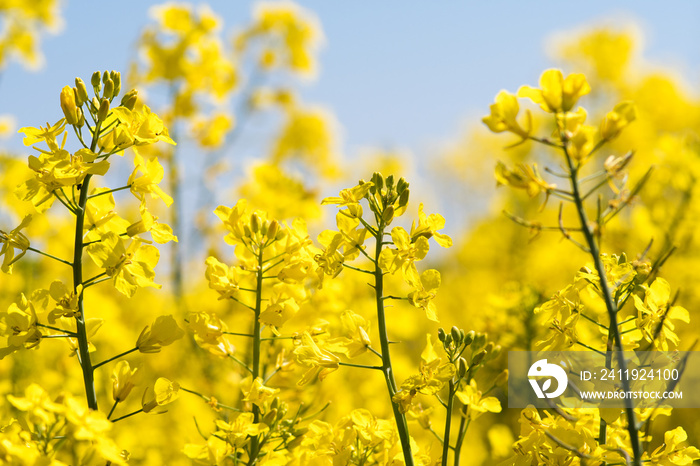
top-left (315, 173), bottom-right (452, 464)
top-left (185, 201), bottom-right (323, 463)
top-left (0, 71), bottom-right (183, 461)
top-left (484, 69), bottom-right (661, 465)
top-left (3, 70), bottom-right (182, 409)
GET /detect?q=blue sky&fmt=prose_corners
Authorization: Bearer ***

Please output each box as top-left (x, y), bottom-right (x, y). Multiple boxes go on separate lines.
top-left (1, 0), bottom-right (698, 277)
top-left (2, 0), bottom-right (698, 158)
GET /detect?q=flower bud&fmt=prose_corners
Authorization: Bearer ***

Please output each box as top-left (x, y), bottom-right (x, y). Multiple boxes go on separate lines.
top-left (473, 332), bottom-right (486, 350)
top-left (91, 71), bottom-right (101, 93)
top-left (471, 349), bottom-right (487, 366)
top-left (103, 78), bottom-right (114, 100)
top-left (121, 90), bottom-right (138, 110)
top-left (495, 369), bottom-right (509, 387)
top-left (458, 357), bottom-right (468, 378)
top-left (385, 174), bottom-right (395, 191)
top-left (451, 326), bottom-right (461, 344)
top-left (382, 205), bottom-right (394, 225)
top-left (97, 98), bottom-right (110, 122)
top-left (102, 70), bottom-right (110, 83)
top-left (76, 108), bottom-right (85, 128)
top-left (372, 172), bottom-right (384, 192)
top-left (250, 213), bottom-right (260, 233)
top-left (60, 86), bottom-right (80, 125)
top-left (263, 409), bottom-right (278, 425)
top-left (437, 328), bottom-right (446, 342)
top-left (398, 189), bottom-right (409, 207)
top-left (397, 177), bottom-right (408, 193)
top-left (444, 334), bottom-right (453, 347)
top-left (267, 220), bottom-right (279, 240)
top-left (463, 330), bottom-right (474, 346)
top-left (110, 71), bottom-right (121, 97)
top-left (91, 96), bottom-right (100, 113)
top-left (75, 79), bottom-right (89, 105)
top-left (347, 204), bottom-right (363, 218)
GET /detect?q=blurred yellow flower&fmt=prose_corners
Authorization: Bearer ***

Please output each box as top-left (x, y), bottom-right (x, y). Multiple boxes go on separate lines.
top-left (0, 214), bottom-right (32, 273)
top-left (518, 69), bottom-right (590, 113)
top-left (482, 90), bottom-right (532, 142)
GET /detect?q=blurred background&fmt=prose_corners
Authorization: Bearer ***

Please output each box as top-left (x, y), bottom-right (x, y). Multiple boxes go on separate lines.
top-left (1, 1), bottom-right (699, 464)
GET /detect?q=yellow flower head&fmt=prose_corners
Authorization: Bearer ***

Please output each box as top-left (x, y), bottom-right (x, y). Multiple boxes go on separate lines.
top-left (600, 101), bottom-right (636, 140)
top-left (0, 214), bottom-right (32, 273)
top-left (142, 377), bottom-right (180, 413)
top-left (482, 90), bottom-right (532, 141)
top-left (518, 69), bottom-right (591, 113)
top-left (112, 360), bottom-right (141, 403)
top-left (136, 315), bottom-right (185, 353)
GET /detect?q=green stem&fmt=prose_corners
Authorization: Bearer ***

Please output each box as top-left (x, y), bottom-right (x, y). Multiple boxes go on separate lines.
top-left (247, 244), bottom-right (265, 466)
top-left (374, 225), bottom-right (414, 465)
top-left (37, 323), bottom-right (76, 335)
top-left (111, 409), bottom-right (142, 423)
top-left (338, 362), bottom-right (382, 370)
top-left (73, 173), bottom-right (97, 410)
top-left (107, 400), bottom-right (118, 420)
top-left (228, 354), bottom-right (253, 374)
top-left (181, 387), bottom-right (241, 412)
top-left (87, 184), bottom-right (131, 199)
top-left (93, 347), bottom-right (138, 370)
top-left (167, 86), bottom-right (184, 311)
top-left (563, 144), bottom-right (642, 465)
top-left (72, 118), bottom-right (104, 411)
top-left (453, 414), bottom-right (471, 466)
top-left (342, 263), bottom-right (373, 275)
top-left (26, 247), bottom-right (73, 267)
top-left (441, 380), bottom-right (456, 466)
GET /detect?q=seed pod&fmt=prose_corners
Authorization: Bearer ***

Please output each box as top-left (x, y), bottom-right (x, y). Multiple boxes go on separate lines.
top-left (97, 98), bottom-right (110, 122)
